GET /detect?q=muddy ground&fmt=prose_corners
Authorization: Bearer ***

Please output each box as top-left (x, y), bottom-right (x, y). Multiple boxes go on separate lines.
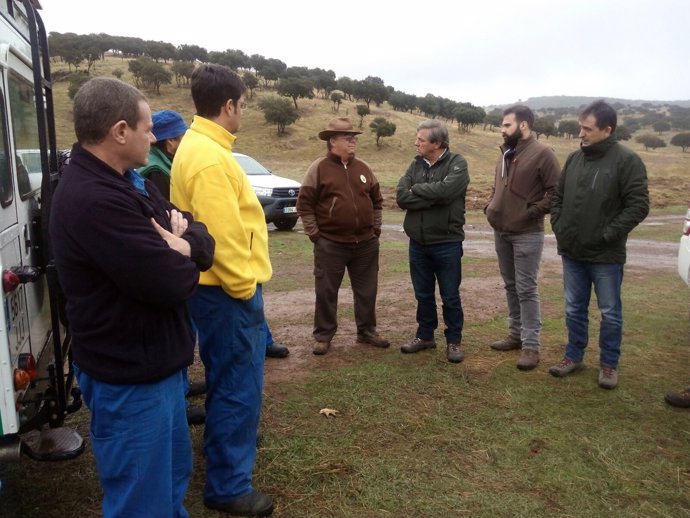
top-left (259, 215), bottom-right (681, 385)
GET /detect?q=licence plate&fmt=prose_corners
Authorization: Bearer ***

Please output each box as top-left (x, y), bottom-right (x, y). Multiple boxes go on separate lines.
top-left (283, 206), bottom-right (297, 214)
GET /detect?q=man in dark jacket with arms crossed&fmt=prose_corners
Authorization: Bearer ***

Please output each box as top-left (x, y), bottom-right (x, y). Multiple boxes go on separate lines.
top-left (396, 119), bottom-right (470, 363)
top-left (50, 77), bottom-right (214, 518)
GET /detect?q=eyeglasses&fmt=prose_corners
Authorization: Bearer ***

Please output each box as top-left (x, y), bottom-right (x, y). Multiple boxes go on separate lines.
top-left (238, 101), bottom-right (247, 110)
top-left (336, 134), bottom-right (357, 143)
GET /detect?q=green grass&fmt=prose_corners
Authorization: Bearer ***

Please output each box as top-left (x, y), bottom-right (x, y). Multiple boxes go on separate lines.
top-left (2, 228), bottom-right (688, 518)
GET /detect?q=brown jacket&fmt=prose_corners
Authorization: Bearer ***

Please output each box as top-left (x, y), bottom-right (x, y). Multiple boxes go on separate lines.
top-left (485, 134), bottom-right (560, 233)
top-left (297, 152), bottom-right (383, 243)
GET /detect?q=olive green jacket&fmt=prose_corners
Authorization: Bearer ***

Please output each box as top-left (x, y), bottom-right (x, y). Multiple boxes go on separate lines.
top-left (396, 150), bottom-right (470, 244)
top-left (551, 136), bottom-right (649, 263)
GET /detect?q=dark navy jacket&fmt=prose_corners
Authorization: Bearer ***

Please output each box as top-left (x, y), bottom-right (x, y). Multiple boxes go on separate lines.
top-left (50, 144), bottom-right (214, 384)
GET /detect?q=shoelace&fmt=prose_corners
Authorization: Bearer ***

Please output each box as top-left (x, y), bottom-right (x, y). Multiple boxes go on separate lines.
top-left (601, 366), bottom-right (615, 377)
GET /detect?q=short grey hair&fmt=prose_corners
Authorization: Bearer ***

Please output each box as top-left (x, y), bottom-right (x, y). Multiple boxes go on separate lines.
top-left (417, 119), bottom-right (449, 149)
top-left (73, 77), bottom-right (146, 145)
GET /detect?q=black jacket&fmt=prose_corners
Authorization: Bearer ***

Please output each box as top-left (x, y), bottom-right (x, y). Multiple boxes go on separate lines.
top-left (50, 144), bottom-right (214, 384)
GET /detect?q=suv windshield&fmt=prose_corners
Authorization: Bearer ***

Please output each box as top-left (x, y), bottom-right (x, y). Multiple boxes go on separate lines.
top-left (235, 155), bottom-right (270, 176)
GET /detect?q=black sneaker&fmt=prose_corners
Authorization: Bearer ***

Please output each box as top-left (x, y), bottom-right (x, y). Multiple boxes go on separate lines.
top-left (187, 381), bottom-right (206, 397)
top-left (204, 489), bottom-right (274, 516)
top-left (266, 342), bottom-right (290, 358)
top-left (186, 405), bottom-right (205, 426)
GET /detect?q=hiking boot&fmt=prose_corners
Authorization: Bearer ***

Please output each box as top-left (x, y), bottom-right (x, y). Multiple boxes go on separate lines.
top-left (548, 357), bottom-right (584, 377)
top-left (664, 386), bottom-right (690, 408)
top-left (446, 342), bottom-right (464, 363)
top-left (517, 349), bottom-right (540, 371)
top-left (400, 337), bottom-right (436, 354)
top-left (204, 489), bottom-right (274, 516)
top-left (490, 335), bottom-right (522, 351)
top-left (598, 366), bottom-right (618, 389)
top-left (356, 330), bottom-right (390, 348)
top-left (312, 341), bottom-right (331, 355)
top-left (186, 405), bottom-right (205, 426)
top-left (266, 342), bottom-right (290, 358)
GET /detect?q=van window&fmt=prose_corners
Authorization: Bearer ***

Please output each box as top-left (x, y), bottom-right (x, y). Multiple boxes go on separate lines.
top-left (8, 70), bottom-right (41, 198)
top-left (0, 86), bottom-right (12, 207)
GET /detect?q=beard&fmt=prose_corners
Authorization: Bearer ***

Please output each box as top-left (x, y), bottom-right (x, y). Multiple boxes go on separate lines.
top-left (503, 128), bottom-right (522, 149)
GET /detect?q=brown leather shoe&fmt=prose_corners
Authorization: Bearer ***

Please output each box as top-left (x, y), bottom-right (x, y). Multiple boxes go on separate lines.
top-left (598, 366), bottom-right (618, 389)
top-left (356, 330), bottom-right (390, 348)
top-left (665, 386), bottom-right (690, 408)
top-left (400, 337), bottom-right (436, 354)
top-left (490, 335), bottom-right (522, 351)
top-left (446, 343), bottom-right (464, 363)
top-left (549, 357), bottom-right (584, 377)
top-left (516, 349), bottom-right (539, 370)
top-left (312, 341), bottom-right (331, 355)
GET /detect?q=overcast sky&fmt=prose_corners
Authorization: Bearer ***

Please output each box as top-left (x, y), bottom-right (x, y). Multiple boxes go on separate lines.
top-left (38, 0), bottom-right (689, 107)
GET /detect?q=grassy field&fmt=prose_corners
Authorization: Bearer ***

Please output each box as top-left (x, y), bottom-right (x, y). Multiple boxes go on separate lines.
top-left (0, 57), bottom-right (688, 517)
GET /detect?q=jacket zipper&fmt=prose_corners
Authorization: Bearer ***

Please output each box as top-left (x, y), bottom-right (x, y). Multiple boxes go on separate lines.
top-left (344, 163), bottom-right (360, 242)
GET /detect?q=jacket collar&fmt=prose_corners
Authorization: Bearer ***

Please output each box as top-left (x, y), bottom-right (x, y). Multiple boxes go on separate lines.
top-left (581, 135), bottom-right (617, 159)
top-left (417, 148), bottom-right (449, 167)
top-left (189, 115), bottom-right (236, 150)
top-left (500, 132), bottom-right (536, 154)
top-left (326, 150), bottom-right (354, 165)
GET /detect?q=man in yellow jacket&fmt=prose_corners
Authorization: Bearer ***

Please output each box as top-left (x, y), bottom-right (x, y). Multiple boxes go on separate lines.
top-left (171, 64), bottom-right (274, 517)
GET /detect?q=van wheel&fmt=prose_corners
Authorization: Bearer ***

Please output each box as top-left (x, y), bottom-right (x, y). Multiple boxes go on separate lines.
top-left (274, 219), bottom-right (297, 231)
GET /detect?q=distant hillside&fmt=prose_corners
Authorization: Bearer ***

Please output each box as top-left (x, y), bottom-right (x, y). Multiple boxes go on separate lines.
top-left (492, 95), bottom-right (690, 110)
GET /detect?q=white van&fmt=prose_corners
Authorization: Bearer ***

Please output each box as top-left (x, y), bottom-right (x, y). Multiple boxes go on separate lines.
top-left (0, 0), bottom-right (83, 467)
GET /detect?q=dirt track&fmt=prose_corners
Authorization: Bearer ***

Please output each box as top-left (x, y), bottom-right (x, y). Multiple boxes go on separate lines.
top-left (261, 215), bottom-right (680, 383)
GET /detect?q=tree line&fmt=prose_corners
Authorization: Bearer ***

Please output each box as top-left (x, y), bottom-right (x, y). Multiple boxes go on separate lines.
top-left (48, 32), bottom-right (690, 150)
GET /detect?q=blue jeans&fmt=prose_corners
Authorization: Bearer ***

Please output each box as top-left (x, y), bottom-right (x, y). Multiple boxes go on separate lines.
top-left (409, 240), bottom-right (464, 343)
top-left (494, 231), bottom-right (544, 350)
top-left (562, 257), bottom-right (624, 368)
top-left (76, 365), bottom-right (191, 518)
top-left (187, 285), bottom-right (266, 502)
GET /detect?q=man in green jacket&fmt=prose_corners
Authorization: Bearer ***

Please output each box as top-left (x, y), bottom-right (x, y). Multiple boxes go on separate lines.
top-left (549, 100), bottom-right (649, 389)
top-left (396, 119), bottom-right (470, 363)
top-left (139, 109), bottom-right (188, 199)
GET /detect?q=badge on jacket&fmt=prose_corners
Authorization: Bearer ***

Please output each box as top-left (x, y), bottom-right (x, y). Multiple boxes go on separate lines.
top-left (360, 175), bottom-right (366, 184)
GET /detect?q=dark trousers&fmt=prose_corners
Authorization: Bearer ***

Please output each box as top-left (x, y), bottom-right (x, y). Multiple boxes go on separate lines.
top-left (312, 236), bottom-right (380, 342)
top-left (409, 239), bottom-right (464, 344)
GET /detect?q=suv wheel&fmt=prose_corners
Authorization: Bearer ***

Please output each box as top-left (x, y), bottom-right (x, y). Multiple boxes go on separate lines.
top-left (274, 218), bottom-right (297, 231)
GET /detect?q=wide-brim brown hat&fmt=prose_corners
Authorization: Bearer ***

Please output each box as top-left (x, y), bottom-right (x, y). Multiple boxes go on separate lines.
top-left (318, 117), bottom-right (363, 140)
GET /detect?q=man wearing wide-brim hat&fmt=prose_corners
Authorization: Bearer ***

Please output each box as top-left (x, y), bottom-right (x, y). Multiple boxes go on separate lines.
top-left (297, 117), bottom-right (389, 355)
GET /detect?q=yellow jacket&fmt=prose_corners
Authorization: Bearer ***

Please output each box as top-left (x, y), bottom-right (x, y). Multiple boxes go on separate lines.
top-left (171, 116), bottom-right (271, 299)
